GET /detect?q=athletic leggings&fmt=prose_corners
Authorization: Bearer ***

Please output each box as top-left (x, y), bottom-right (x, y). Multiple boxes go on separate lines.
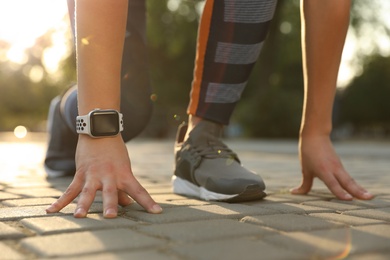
top-left (61, 0), bottom-right (277, 141)
top-left (189, 0), bottom-right (277, 124)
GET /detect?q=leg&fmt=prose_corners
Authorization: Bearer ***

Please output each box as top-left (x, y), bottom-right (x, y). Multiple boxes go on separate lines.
top-left (187, 0), bottom-right (277, 129)
top-left (173, 0), bottom-right (278, 202)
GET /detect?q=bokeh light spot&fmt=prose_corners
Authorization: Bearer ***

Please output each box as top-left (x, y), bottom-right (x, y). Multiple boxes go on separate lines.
top-left (14, 126), bottom-right (28, 139)
top-left (173, 114), bottom-right (181, 121)
top-left (150, 93), bottom-right (158, 102)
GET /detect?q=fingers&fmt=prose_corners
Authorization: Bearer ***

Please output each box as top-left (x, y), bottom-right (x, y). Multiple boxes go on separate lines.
top-left (121, 177), bottom-right (162, 214)
top-left (118, 190), bottom-right (133, 206)
top-left (320, 172), bottom-right (354, 200)
top-left (293, 168), bottom-right (374, 201)
top-left (46, 176), bottom-right (84, 214)
top-left (74, 183), bottom-right (98, 218)
top-left (291, 172), bottom-right (314, 195)
top-left (102, 183), bottom-right (118, 218)
top-left (334, 169), bottom-right (374, 200)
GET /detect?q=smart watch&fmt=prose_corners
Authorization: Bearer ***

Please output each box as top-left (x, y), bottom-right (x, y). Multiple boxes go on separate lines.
top-left (76, 109), bottom-right (124, 138)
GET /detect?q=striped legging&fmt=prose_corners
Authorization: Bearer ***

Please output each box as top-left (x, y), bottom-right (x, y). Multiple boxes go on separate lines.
top-left (189, 0), bottom-right (277, 124)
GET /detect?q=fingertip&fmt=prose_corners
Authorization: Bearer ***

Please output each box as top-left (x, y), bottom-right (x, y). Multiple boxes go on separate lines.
top-left (45, 207), bottom-right (55, 214)
top-left (290, 186), bottom-right (309, 195)
top-left (361, 191), bottom-right (374, 200)
top-left (46, 203), bottom-right (59, 214)
top-left (148, 204), bottom-right (162, 214)
top-left (342, 193), bottom-right (353, 201)
top-left (104, 208), bottom-right (118, 218)
top-left (290, 187), bottom-right (301, 194)
top-left (74, 208), bottom-right (87, 218)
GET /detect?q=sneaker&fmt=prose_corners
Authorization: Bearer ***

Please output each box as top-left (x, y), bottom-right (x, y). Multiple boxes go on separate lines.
top-left (172, 120), bottom-right (266, 202)
top-left (44, 96), bottom-right (77, 178)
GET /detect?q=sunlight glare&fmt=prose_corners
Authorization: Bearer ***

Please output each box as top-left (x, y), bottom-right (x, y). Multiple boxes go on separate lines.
top-left (14, 126), bottom-right (28, 139)
top-left (0, 0), bottom-right (69, 70)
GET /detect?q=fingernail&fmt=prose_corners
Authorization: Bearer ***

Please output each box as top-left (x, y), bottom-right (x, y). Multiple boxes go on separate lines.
top-left (363, 192), bottom-right (373, 199)
top-left (104, 209), bottom-right (117, 218)
top-left (344, 194), bottom-right (353, 200)
top-left (149, 204), bottom-right (162, 214)
top-left (74, 208), bottom-right (86, 217)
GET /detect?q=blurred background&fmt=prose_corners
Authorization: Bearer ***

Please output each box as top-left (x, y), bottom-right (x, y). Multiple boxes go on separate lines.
top-left (0, 0), bottom-right (389, 140)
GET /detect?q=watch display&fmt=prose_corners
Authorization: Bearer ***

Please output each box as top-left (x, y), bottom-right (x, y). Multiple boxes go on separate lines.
top-left (90, 110), bottom-right (120, 136)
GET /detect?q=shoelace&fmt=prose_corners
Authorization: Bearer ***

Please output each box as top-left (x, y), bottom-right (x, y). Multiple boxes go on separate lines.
top-left (190, 141), bottom-right (237, 159)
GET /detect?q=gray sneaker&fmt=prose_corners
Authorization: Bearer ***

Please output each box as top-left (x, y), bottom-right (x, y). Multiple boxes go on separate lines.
top-left (173, 121), bottom-right (266, 202)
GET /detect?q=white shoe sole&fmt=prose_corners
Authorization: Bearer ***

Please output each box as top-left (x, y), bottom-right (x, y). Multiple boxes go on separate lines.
top-left (172, 176), bottom-right (238, 201)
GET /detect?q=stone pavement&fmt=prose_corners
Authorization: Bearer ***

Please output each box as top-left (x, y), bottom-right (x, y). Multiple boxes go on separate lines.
top-left (0, 132), bottom-right (389, 259)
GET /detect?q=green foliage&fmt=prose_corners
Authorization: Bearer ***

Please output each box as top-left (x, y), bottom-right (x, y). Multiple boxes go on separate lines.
top-left (0, 30), bottom-right (75, 131)
top-left (146, 0), bottom-right (201, 124)
top-left (235, 0), bottom-right (304, 138)
top-left (340, 55), bottom-right (390, 134)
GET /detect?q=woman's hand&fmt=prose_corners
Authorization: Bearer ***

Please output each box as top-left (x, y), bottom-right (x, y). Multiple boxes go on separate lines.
top-left (291, 135), bottom-right (374, 200)
top-left (46, 135), bottom-right (162, 218)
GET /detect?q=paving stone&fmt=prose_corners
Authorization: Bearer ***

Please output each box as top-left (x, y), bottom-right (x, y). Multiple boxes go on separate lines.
top-left (0, 205), bottom-right (71, 221)
top-left (346, 252), bottom-right (390, 260)
top-left (0, 204), bottom-right (102, 221)
top-left (20, 228), bottom-right (165, 258)
top-left (21, 214), bottom-right (139, 235)
top-left (171, 237), bottom-right (305, 260)
top-left (124, 203), bottom-right (279, 224)
top-left (0, 222), bottom-right (25, 239)
top-left (269, 193), bottom-right (329, 203)
top-left (142, 186), bottom-right (173, 195)
top-left (149, 194), bottom-right (211, 207)
top-left (246, 202), bottom-right (335, 214)
top-left (258, 196), bottom-right (295, 203)
top-left (54, 250), bottom-right (177, 260)
top-left (7, 181), bottom-right (51, 188)
top-left (137, 219), bottom-right (276, 242)
top-left (2, 137), bottom-right (390, 259)
top-left (302, 200), bottom-right (364, 212)
top-left (2, 197), bottom-right (56, 207)
top-left (352, 224), bottom-right (390, 238)
top-left (309, 213), bottom-right (385, 226)
top-left (0, 191), bottom-right (21, 200)
top-left (331, 198), bottom-right (390, 208)
top-left (5, 187), bottom-right (63, 197)
top-left (342, 207), bottom-right (390, 222)
top-left (240, 214), bottom-right (343, 232)
top-left (263, 225), bottom-right (390, 258)
top-left (0, 242), bottom-right (25, 260)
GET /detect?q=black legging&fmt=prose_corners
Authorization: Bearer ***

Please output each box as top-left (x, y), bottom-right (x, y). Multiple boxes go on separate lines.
top-left (61, 0), bottom-right (152, 142)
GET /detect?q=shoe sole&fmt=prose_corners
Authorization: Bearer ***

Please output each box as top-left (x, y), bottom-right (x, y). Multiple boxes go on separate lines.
top-left (172, 176), bottom-right (266, 202)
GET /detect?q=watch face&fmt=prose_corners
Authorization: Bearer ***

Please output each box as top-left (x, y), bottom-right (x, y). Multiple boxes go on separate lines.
top-left (90, 110), bottom-right (120, 137)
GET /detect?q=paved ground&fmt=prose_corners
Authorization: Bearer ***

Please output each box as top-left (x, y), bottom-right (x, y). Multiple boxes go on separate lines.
top-left (0, 132), bottom-right (389, 259)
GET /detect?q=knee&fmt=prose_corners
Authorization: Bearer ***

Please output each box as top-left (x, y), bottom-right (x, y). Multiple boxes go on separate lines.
top-left (120, 99), bottom-right (153, 142)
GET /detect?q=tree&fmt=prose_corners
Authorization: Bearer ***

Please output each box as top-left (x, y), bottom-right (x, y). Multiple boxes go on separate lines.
top-left (339, 55), bottom-right (390, 136)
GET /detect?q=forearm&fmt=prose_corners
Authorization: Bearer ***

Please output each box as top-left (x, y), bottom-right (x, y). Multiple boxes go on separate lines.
top-left (75, 0), bottom-right (128, 115)
top-left (300, 0), bottom-right (351, 137)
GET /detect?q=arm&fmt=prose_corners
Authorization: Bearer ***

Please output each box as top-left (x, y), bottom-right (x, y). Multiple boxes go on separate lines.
top-left (292, 0), bottom-right (373, 200)
top-left (46, 0), bottom-right (162, 218)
